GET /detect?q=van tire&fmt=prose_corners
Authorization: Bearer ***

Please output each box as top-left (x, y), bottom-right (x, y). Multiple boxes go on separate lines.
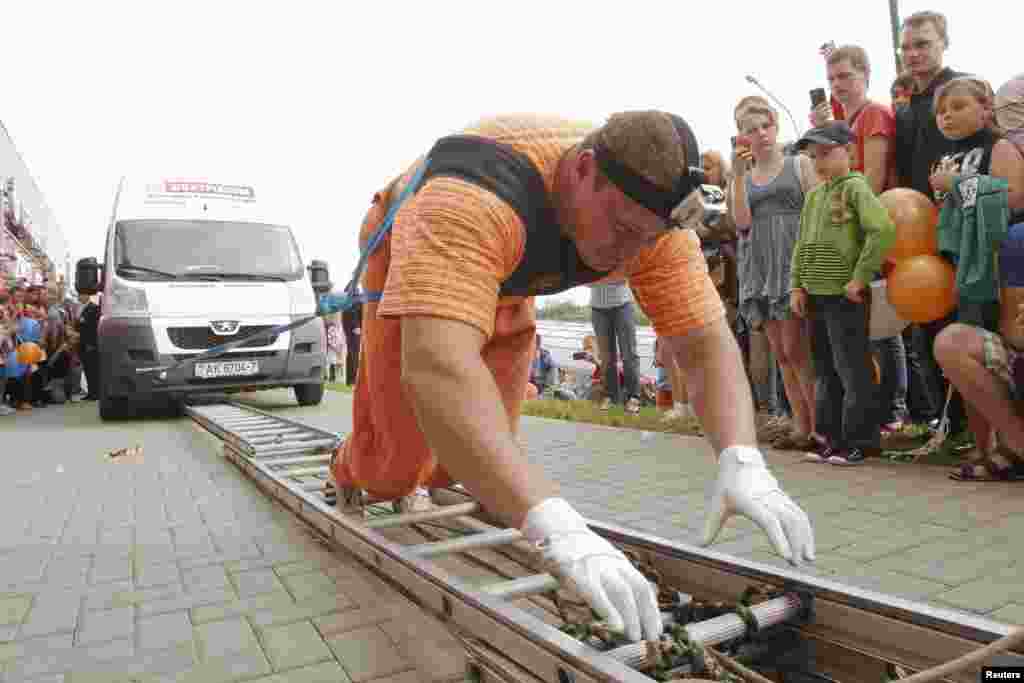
top-left (294, 382), bottom-right (325, 406)
top-left (165, 397), bottom-right (186, 418)
top-left (99, 391), bottom-right (129, 421)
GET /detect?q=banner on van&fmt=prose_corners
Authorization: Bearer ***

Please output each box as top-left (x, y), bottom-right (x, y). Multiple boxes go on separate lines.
top-left (161, 181), bottom-right (255, 199)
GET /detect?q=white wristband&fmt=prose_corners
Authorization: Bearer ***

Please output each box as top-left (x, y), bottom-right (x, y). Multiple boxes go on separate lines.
top-left (521, 498), bottom-right (588, 544)
top-left (719, 445), bottom-right (765, 467)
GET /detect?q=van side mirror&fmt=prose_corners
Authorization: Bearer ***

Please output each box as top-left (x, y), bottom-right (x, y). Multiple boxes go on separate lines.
top-left (75, 257), bottom-right (103, 295)
top-left (308, 260), bottom-right (332, 296)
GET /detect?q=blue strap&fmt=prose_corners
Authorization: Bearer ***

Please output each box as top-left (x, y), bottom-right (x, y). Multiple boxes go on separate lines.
top-left (318, 160), bottom-right (429, 315)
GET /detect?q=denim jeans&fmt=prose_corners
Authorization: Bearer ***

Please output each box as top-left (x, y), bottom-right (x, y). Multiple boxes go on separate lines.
top-left (591, 302), bottom-right (639, 404)
top-left (871, 334), bottom-right (908, 424)
top-left (809, 295), bottom-right (880, 450)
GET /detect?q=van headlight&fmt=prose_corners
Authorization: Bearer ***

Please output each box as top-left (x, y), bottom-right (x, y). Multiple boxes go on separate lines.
top-left (109, 278), bottom-right (149, 316)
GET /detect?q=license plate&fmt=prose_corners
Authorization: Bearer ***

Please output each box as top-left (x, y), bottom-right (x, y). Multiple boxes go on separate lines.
top-left (194, 360), bottom-right (259, 378)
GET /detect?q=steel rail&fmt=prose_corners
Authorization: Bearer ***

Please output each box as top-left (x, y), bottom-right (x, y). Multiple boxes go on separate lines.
top-left (188, 401), bottom-right (1023, 683)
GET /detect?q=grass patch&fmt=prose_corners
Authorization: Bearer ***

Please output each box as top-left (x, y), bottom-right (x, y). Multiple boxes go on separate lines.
top-left (521, 398), bottom-right (703, 436)
top-left (326, 382), bottom-right (354, 394)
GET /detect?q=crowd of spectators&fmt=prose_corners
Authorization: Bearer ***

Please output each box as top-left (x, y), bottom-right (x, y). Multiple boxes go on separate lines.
top-left (654, 10), bottom-right (1024, 475)
top-left (0, 280), bottom-right (100, 415)
top-left (545, 11), bottom-right (1024, 477)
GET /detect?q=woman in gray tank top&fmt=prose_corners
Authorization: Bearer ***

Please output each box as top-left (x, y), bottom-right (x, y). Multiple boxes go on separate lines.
top-left (729, 97), bottom-right (820, 450)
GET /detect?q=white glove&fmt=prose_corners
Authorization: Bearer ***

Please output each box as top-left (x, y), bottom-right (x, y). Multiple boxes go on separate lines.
top-left (522, 498), bottom-right (662, 642)
top-left (701, 445), bottom-right (815, 566)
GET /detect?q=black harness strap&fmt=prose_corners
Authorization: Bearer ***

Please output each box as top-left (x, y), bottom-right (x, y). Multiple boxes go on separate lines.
top-left (420, 135), bottom-right (611, 297)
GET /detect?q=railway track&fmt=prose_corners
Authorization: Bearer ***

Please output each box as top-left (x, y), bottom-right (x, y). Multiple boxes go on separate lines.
top-left (187, 401), bottom-right (1024, 683)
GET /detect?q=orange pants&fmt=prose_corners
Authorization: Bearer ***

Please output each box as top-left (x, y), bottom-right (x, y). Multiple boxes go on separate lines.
top-left (330, 189), bottom-right (538, 500)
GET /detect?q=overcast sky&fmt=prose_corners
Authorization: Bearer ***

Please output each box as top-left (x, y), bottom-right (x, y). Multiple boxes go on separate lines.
top-left (3, 1), bottom-right (1018, 306)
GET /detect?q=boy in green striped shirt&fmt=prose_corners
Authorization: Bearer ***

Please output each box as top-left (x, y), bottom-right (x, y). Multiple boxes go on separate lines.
top-left (790, 121), bottom-right (896, 466)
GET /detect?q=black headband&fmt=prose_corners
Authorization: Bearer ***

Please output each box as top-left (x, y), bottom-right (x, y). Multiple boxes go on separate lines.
top-left (593, 114), bottom-right (705, 222)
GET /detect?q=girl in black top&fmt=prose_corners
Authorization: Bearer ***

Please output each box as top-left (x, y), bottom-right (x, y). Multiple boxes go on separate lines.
top-left (927, 76), bottom-right (1024, 464)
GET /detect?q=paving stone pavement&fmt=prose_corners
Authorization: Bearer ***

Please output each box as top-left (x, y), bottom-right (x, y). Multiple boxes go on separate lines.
top-left (292, 391), bottom-right (1024, 627)
top-left (1, 396), bottom-right (469, 683)
top-left (4, 389), bottom-right (1023, 680)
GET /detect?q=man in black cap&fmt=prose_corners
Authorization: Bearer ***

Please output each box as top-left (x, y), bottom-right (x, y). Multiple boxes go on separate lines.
top-left (330, 113), bottom-right (815, 643)
top-left (790, 121), bottom-right (896, 466)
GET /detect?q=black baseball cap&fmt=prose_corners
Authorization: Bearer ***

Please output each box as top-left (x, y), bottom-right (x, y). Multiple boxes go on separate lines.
top-left (794, 121), bottom-right (855, 151)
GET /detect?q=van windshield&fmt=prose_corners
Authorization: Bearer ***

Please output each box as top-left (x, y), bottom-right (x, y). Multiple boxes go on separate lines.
top-left (114, 220), bottom-right (303, 281)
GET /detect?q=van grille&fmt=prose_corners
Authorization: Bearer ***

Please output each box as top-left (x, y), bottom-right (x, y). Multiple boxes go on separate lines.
top-left (172, 351), bottom-right (278, 361)
top-left (167, 326), bottom-right (279, 350)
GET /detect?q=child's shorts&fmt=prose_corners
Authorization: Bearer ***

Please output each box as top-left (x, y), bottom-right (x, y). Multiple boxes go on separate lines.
top-left (980, 329), bottom-right (1024, 404)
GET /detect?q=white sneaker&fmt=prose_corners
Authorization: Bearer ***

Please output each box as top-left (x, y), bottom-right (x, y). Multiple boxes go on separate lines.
top-left (394, 487), bottom-right (433, 514)
top-left (0, 404), bottom-right (15, 416)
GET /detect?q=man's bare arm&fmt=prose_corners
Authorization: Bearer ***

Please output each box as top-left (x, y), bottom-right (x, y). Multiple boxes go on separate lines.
top-left (400, 315), bottom-right (557, 529)
top-left (661, 316), bottom-right (757, 455)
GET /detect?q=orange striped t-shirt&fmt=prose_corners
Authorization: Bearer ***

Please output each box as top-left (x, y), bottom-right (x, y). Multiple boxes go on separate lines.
top-left (377, 114), bottom-right (724, 338)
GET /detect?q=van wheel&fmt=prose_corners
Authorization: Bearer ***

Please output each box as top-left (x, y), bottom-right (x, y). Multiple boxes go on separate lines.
top-left (164, 397), bottom-right (186, 418)
top-left (99, 391), bottom-right (130, 421)
top-left (294, 383), bottom-right (325, 406)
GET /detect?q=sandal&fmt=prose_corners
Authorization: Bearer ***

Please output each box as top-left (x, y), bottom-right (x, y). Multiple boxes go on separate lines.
top-left (756, 415), bottom-right (791, 442)
top-left (949, 448), bottom-right (1024, 482)
top-left (773, 431), bottom-right (816, 451)
top-left (957, 447), bottom-right (988, 465)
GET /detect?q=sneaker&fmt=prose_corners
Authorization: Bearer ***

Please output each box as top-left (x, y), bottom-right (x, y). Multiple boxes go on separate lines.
top-left (881, 420), bottom-right (904, 434)
top-left (0, 404), bottom-right (15, 416)
top-left (803, 440), bottom-right (835, 463)
top-left (394, 487), bottom-right (434, 514)
top-left (625, 397), bottom-right (641, 415)
top-left (331, 486), bottom-right (367, 518)
top-left (599, 398), bottom-right (612, 411)
top-left (828, 447), bottom-right (878, 466)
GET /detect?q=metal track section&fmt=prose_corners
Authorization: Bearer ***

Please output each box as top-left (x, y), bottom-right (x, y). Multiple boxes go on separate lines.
top-left (188, 402), bottom-right (808, 683)
top-left (189, 402), bottom-right (1023, 683)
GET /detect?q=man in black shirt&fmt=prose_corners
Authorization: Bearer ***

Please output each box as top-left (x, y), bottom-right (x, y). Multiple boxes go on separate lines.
top-left (341, 295), bottom-right (363, 386)
top-left (892, 10), bottom-right (969, 448)
top-left (894, 11), bottom-right (966, 195)
top-left (78, 292), bottom-right (101, 401)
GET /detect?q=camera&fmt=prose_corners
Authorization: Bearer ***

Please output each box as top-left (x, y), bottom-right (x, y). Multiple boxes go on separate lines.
top-left (696, 184), bottom-right (727, 229)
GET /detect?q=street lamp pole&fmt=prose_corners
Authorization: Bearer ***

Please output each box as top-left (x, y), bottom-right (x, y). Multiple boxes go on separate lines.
top-left (889, 0), bottom-right (903, 74)
top-left (745, 75), bottom-right (802, 141)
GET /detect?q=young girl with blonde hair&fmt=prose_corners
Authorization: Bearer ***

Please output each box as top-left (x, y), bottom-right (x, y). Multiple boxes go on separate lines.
top-left (729, 96), bottom-right (820, 450)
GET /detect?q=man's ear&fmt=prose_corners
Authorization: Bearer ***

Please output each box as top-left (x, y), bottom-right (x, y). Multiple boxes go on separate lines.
top-left (575, 148), bottom-right (600, 187)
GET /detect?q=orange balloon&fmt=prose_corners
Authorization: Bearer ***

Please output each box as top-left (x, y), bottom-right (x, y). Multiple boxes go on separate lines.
top-left (886, 255), bottom-right (957, 323)
top-left (16, 341), bottom-right (44, 365)
top-left (879, 188), bottom-right (939, 262)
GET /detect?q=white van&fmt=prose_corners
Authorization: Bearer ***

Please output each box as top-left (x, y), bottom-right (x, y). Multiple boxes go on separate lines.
top-left (75, 177), bottom-right (330, 420)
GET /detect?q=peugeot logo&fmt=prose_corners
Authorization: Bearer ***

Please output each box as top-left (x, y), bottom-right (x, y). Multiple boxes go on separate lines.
top-left (210, 320), bottom-right (241, 336)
